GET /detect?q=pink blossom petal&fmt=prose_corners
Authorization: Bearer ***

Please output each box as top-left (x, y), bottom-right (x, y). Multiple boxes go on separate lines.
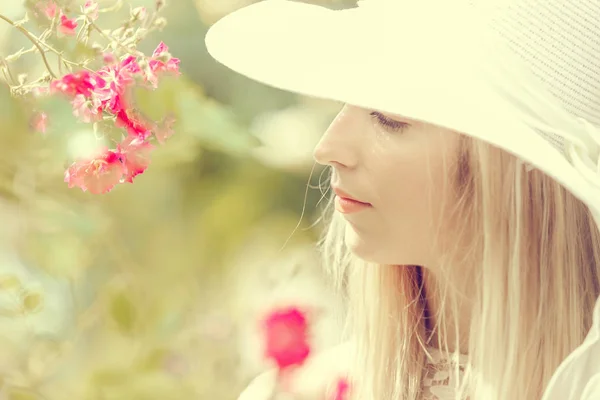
top-left (115, 108), bottom-right (152, 138)
top-left (151, 42), bottom-right (169, 58)
top-left (332, 378), bottom-right (350, 400)
top-left (59, 14), bottom-right (78, 36)
top-left (31, 112), bottom-right (48, 134)
top-left (155, 114), bottom-right (176, 144)
top-left (147, 41), bottom-right (180, 80)
top-left (71, 94), bottom-right (102, 123)
top-left (103, 52), bottom-right (116, 64)
top-left (117, 136), bottom-right (153, 183)
top-left (38, 1), bottom-right (58, 19)
top-left (50, 71), bottom-right (103, 98)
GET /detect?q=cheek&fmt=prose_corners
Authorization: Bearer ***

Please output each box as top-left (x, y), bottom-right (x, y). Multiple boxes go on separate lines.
top-left (380, 161), bottom-right (436, 228)
top-left (372, 154), bottom-right (452, 263)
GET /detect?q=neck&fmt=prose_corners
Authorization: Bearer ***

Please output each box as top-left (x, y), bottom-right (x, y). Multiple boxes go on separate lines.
top-left (421, 266), bottom-right (471, 355)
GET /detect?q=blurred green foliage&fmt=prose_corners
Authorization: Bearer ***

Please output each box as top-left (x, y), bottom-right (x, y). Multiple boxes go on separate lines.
top-left (0, 0), bottom-right (354, 399)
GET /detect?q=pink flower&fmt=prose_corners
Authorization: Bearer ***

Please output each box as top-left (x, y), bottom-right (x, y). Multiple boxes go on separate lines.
top-left (103, 52), bottom-right (116, 64)
top-left (155, 114), bottom-right (175, 144)
top-left (41, 1), bottom-right (58, 19)
top-left (96, 56), bottom-right (142, 113)
top-left (115, 108), bottom-right (152, 138)
top-left (59, 14), bottom-right (78, 36)
top-left (71, 94), bottom-right (102, 123)
top-left (31, 112), bottom-right (48, 134)
top-left (50, 71), bottom-right (105, 98)
top-left (263, 307), bottom-right (311, 370)
top-left (83, 0), bottom-right (99, 21)
top-left (332, 378), bottom-right (350, 400)
top-left (65, 149), bottom-right (125, 194)
top-left (146, 42), bottom-right (180, 87)
top-left (64, 136), bottom-right (154, 193)
top-left (117, 136), bottom-right (153, 183)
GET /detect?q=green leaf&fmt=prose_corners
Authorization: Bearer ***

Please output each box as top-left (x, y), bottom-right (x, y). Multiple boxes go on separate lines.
top-left (137, 348), bottom-right (169, 371)
top-left (178, 89), bottom-right (259, 155)
top-left (110, 292), bottom-right (137, 334)
top-left (6, 387), bottom-right (40, 400)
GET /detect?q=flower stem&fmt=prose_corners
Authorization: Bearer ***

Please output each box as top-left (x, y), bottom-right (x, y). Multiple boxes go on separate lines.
top-left (89, 20), bottom-right (144, 58)
top-left (0, 58), bottom-right (17, 85)
top-left (0, 13), bottom-right (57, 78)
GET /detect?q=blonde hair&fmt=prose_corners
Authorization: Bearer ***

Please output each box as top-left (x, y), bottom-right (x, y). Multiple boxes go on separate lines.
top-left (319, 135), bottom-right (600, 399)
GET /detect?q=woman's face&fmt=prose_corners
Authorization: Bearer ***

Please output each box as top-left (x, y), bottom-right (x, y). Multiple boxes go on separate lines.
top-left (313, 104), bottom-right (461, 267)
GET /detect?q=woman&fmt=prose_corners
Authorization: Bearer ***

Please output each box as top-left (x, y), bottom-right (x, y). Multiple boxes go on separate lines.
top-left (205, 0), bottom-right (600, 399)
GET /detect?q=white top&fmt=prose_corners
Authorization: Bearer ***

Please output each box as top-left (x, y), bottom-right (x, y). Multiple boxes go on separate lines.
top-left (422, 291), bottom-right (600, 400)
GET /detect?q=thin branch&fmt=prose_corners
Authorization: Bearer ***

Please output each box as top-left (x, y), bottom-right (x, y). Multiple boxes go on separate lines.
top-left (89, 20), bottom-right (143, 57)
top-left (0, 58), bottom-right (18, 85)
top-left (0, 13), bottom-right (58, 78)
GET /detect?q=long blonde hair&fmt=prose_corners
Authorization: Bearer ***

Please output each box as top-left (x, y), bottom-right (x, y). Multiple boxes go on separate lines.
top-left (319, 135), bottom-right (600, 399)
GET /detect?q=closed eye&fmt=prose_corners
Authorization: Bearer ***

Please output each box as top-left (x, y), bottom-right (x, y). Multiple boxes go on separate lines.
top-left (370, 111), bottom-right (410, 133)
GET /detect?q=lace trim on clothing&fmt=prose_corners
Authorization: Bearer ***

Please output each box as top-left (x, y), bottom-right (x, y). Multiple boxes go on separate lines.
top-left (422, 347), bottom-right (468, 400)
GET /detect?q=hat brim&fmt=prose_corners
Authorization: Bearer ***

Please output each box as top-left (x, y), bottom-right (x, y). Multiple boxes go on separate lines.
top-left (205, 0), bottom-right (598, 213)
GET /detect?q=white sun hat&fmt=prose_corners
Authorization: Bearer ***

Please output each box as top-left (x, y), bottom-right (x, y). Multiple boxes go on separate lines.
top-left (205, 0), bottom-right (600, 225)
top-left (205, 0), bottom-right (600, 398)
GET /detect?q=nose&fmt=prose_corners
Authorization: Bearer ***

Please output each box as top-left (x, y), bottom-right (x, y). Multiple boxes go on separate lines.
top-left (313, 104), bottom-right (361, 169)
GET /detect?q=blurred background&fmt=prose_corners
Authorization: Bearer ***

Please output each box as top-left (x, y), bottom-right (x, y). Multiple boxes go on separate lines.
top-left (0, 0), bottom-right (355, 398)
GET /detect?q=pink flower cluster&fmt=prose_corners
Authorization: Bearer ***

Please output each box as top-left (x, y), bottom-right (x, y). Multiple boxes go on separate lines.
top-left (48, 42), bottom-right (180, 194)
top-left (263, 306), bottom-right (351, 400)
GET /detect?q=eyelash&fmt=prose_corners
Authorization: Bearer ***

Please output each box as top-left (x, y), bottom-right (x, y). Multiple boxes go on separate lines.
top-left (370, 111), bottom-right (409, 133)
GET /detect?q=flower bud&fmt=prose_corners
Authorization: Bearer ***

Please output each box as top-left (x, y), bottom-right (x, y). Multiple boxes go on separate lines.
top-left (153, 17), bottom-right (167, 30)
top-left (103, 52), bottom-right (116, 64)
top-left (124, 28), bottom-right (135, 38)
top-left (130, 6), bottom-right (147, 21)
top-left (83, 0), bottom-right (99, 21)
top-left (137, 58), bottom-right (149, 70)
top-left (91, 42), bottom-right (104, 54)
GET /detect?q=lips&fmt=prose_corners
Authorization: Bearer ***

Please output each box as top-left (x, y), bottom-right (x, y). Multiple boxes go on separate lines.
top-left (332, 187), bottom-right (372, 214)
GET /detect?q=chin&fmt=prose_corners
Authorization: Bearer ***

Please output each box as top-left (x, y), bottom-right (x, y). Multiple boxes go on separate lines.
top-left (343, 222), bottom-right (421, 266)
top-left (344, 222), bottom-right (382, 263)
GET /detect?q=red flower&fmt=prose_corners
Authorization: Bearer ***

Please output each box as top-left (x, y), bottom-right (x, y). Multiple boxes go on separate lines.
top-left (263, 307), bottom-right (311, 370)
top-left (59, 14), bottom-right (78, 36)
